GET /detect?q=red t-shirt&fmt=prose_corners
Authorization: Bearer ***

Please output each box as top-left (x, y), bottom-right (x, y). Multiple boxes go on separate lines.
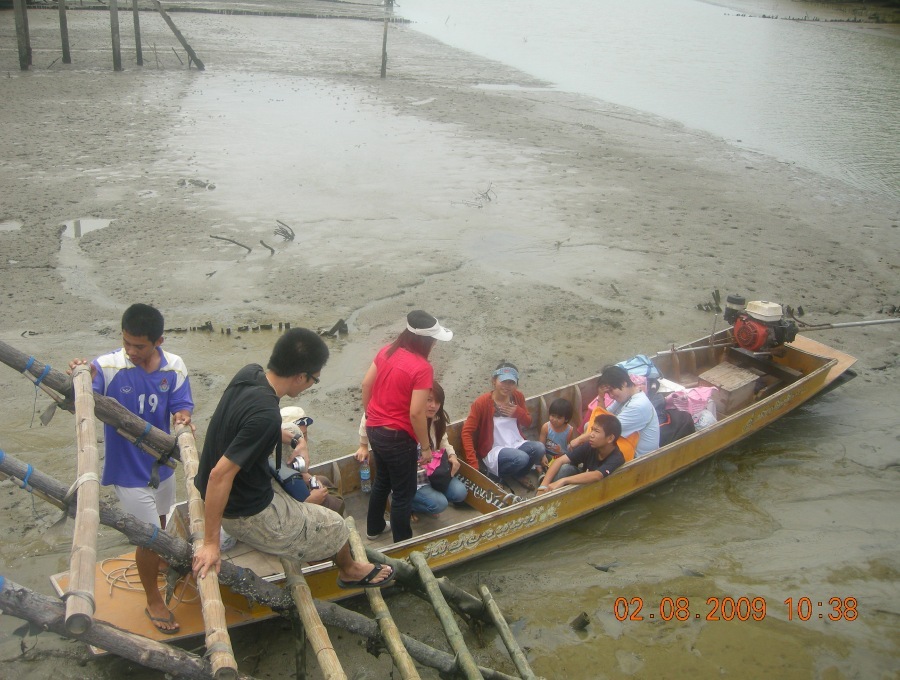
top-left (366, 345), bottom-right (433, 438)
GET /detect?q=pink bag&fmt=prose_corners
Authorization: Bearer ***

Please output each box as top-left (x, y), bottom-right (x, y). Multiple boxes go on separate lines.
top-left (666, 387), bottom-right (718, 417)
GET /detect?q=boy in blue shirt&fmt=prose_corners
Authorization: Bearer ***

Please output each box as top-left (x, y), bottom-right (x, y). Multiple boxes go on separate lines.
top-left (72, 304), bottom-right (193, 634)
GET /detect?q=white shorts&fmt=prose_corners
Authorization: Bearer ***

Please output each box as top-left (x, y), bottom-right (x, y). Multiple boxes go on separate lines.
top-left (114, 475), bottom-right (176, 527)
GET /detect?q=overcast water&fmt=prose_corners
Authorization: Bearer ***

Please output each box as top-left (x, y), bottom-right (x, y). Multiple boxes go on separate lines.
top-left (398, 0), bottom-right (900, 201)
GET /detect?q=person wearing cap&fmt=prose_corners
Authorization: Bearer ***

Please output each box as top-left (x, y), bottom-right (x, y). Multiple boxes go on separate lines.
top-left (460, 361), bottom-right (547, 491)
top-left (362, 310), bottom-right (453, 543)
top-left (192, 328), bottom-right (395, 590)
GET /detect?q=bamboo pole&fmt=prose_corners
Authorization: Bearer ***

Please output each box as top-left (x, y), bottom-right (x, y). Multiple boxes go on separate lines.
top-left (0, 578), bottom-right (257, 680)
top-left (176, 425), bottom-right (238, 680)
top-left (58, 0), bottom-right (71, 64)
top-left (64, 366), bottom-right (101, 634)
top-left (280, 558), bottom-right (347, 680)
top-left (110, 0), bottom-right (122, 71)
top-left (365, 546), bottom-right (489, 624)
top-left (0, 451), bottom-right (519, 680)
top-left (0, 339), bottom-right (180, 462)
top-left (347, 518), bottom-right (420, 679)
top-left (152, 0), bottom-right (205, 70)
top-left (408, 551), bottom-right (483, 680)
top-left (478, 585), bottom-right (537, 680)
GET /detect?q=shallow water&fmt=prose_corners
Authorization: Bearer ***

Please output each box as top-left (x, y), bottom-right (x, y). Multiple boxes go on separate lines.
top-left (398, 0), bottom-right (900, 201)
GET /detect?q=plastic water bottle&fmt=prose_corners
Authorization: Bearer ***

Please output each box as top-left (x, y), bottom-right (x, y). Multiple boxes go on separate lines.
top-left (359, 461), bottom-right (371, 493)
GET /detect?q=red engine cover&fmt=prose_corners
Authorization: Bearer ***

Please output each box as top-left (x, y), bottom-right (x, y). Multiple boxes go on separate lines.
top-left (733, 315), bottom-right (771, 351)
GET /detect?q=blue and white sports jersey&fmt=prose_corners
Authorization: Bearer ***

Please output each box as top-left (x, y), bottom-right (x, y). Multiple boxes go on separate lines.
top-left (92, 347), bottom-right (194, 487)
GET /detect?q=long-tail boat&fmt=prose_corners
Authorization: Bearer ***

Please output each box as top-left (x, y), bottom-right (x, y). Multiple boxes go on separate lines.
top-left (51, 318), bottom-right (857, 643)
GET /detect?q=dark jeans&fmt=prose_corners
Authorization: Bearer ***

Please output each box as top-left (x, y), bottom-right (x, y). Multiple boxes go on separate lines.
top-left (366, 426), bottom-right (418, 542)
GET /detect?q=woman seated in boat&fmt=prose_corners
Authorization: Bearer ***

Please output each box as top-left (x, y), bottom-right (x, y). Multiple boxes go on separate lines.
top-left (570, 365), bottom-right (659, 457)
top-left (460, 362), bottom-right (546, 490)
top-left (412, 381), bottom-right (468, 518)
top-left (536, 414), bottom-right (625, 495)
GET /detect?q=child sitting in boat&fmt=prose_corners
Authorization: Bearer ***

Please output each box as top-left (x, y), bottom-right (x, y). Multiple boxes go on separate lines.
top-left (536, 414), bottom-right (625, 494)
top-left (538, 397), bottom-right (575, 471)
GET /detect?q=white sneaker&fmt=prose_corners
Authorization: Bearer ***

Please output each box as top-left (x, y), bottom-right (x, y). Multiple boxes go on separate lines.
top-left (366, 521), bottom-right (391, 540)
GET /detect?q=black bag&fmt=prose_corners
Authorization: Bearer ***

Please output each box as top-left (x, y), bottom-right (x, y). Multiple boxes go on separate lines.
top-left (427, 451), bottom-right (453, 493)
top-left (658, 408), bottom-right (695, 447)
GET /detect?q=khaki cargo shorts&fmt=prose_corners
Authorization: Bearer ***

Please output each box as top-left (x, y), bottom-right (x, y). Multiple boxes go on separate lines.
top-left (222, 483), bottom-right (349, 563)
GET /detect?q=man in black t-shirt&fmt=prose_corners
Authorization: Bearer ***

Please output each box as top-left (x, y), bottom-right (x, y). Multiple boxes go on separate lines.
top-left (536, 414), bottom-right (625, 495)
top-left (192, 328), bottom-right (395, 591)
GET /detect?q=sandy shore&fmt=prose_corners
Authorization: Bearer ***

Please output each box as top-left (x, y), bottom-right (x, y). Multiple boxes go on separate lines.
top-left (1, 3), bottom-right (899, 678)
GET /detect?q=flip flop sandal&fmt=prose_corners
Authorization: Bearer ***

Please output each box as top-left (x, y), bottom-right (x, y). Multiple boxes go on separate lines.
top-left (145, 607), bottom-right (180, 635)
top-left (337, 562), bottom-right (397, 590)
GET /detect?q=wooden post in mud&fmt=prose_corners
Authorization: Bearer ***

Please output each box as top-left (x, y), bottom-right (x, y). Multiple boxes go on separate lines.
top-left (153, 0), bottom-right (205, 71)
top-left (12, 0), bottom-right (31, 70)
top-left (281, 558), bottom-right (347, 680)
top-left (380, 5), bottom-right (389, 78)
top-left (133, 0), bottom-right (143, 66)
top-left (63, 366), bottom-right (101, 634)
top-left (110, 0), bottom-right (123, 71)
top-left (58, 0), bottom-right (72, 64)
top-left (346, 518), bottom-right (420, 679)
top-left (176, 425), bottom-right (238, 680)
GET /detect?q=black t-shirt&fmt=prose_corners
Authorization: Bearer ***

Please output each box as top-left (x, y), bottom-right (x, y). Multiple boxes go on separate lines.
top-left (566, 441), bottom-right (625, 478)
top-left (195, 364), bottom-right (282, 518)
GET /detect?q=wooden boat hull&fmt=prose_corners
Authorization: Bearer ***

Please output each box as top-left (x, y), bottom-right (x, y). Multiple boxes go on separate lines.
top-left (52, 333), bottom-right (856, 646)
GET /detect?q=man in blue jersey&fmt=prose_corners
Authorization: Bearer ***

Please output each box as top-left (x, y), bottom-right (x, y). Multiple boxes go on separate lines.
top-left (72, 304), bottom-right (193, 634)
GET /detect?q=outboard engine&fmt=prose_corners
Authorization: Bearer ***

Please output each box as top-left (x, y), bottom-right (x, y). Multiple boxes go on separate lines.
top-left (725, 296), bottom-right (798, 352)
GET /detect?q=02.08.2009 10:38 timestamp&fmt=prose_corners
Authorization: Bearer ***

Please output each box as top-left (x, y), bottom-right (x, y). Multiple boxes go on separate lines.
top-left (613, 596), bottom-right (859, 622)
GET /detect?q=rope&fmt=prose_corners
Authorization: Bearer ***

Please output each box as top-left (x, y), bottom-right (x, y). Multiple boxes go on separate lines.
top-left (133, 422), bottom-right (152, 449)
top-left (145, 525), bottom-right (160, 548)
top-left (63, 472), bottom-right (100, 505)
top-left (204, 642), bottom-right (234, 657)
top-left (20, 464), bottom-right (34, 491)
top-left (62, 588), bottom-right (96, 613)
top-left (99, 557), bottom-right (199, 606)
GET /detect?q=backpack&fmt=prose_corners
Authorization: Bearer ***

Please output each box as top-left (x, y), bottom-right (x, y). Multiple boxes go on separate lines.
top-left (616, 355), bottom-right (662, 381)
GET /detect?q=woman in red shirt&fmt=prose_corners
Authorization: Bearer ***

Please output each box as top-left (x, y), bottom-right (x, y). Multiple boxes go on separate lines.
top-left (362, 310), bottom-right (453, 542)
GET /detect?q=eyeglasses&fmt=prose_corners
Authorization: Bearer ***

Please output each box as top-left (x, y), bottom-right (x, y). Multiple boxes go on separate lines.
top-left (306, 373), bottom-right (320, 385)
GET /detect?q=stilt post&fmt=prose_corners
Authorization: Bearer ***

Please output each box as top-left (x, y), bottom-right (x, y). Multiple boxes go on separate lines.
top-left (380, 5), bottom-right (389, 78)
top-left (409, 551), bottom-right (484, 680)
top-left (347, 518), bottom-right (420, 679)
top-left (176, 425), bottom-right (239, 680)
top-left (110, 0), bottom-right (123, 71)
top-left (64, 366), bottom-right (101, 634)
top-left (13, 0), bottom-right (30, 70)
top-left (132, 0), bottom-right (143, 65)
top-left (58, 0), bottom-right (72, 64)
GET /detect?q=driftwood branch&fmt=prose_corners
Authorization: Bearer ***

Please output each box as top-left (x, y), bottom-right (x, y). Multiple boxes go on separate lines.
top-left (274, 220), bottom-right (295, 241)
top-left (210, 235), bottom-right (252, 253)
top-left (0, 452), bottom-right (519, 680)
top-left (259, 240), bottom-right (275, 256)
